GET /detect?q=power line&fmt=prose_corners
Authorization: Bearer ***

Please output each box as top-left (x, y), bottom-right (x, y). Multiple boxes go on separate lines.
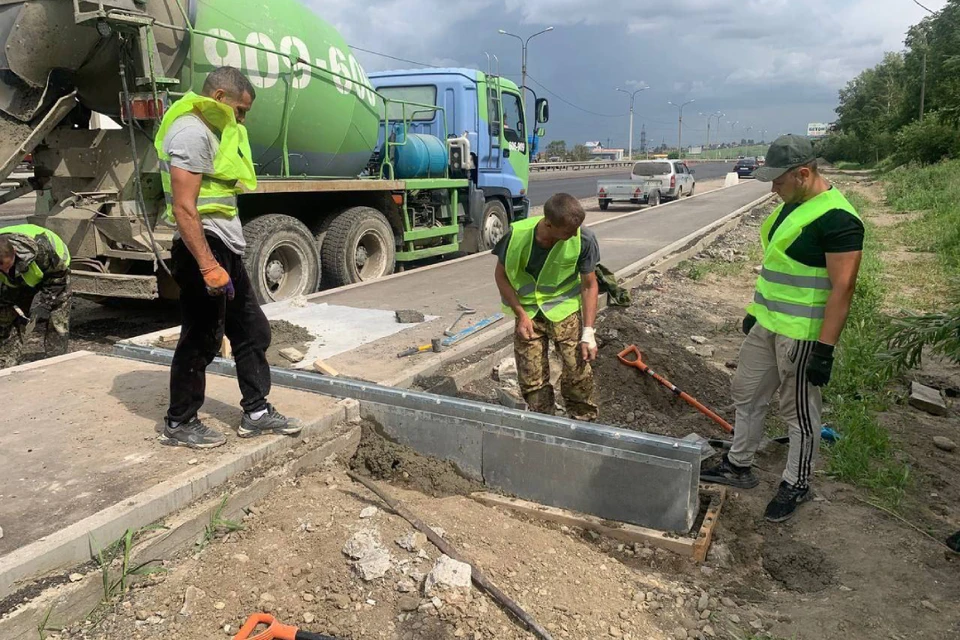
top-left (350, 45), bottom-right (436, 68)
top-left (526, 74), bottom-right (626, 118)
top-left (913, 0), bottom-right (936, 14)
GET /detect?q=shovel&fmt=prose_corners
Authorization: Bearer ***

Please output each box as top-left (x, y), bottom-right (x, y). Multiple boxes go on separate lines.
top-left (618, 345), bottom-right (733, 433)
top-left (233, 613), bottom-right (342, 640)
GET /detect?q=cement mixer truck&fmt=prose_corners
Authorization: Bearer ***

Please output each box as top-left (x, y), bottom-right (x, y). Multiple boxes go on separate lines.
top-left (0, 0), bottom-right (549, 303)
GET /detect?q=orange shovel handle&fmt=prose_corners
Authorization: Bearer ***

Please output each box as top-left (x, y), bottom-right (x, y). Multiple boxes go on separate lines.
top-left (617, 345), bottom-right (733, 433)
top-left (234, 614), bottom-right (298, 640)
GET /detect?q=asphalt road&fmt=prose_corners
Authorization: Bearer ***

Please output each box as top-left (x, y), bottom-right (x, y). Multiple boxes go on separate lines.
top-left (528, 161), bottom-right (737, 206)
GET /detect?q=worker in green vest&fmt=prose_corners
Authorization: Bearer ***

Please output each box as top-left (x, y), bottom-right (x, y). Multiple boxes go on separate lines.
top-left (702, 135), bottom-right (864, 522)
top-left (156, 66), bottom-right (300, 450)
top-left (494, 193), bottom-right (600, 421)
top-left (0, 224), bottom-right (72, 368)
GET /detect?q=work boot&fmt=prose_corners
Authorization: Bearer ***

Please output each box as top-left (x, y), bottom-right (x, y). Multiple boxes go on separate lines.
top-left (700, 454), bottom-right (759, 489)
top-left (158, 416), bottom-right (227, 449)
top-left (764, 481), bottom-right (810, 522)
top-left (238, 403), bottom-right (302, 438)
top-left (945, 530), bottom-right (960, 553)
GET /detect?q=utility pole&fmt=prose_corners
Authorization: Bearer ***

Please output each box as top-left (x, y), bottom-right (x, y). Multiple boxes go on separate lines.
top-left (920, 49), bottom-right (927, 122)
top-left (616, 85), bottom-right (649, 160)
top-left (668, 100), bottom-right (695, 158)
top-left (640, 124), bottom-right (647, 158)
top-left (498, 27), bottom-right (554, 121)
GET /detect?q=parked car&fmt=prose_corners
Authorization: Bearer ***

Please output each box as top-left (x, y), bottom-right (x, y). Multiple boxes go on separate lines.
top-left (595, 159), bottom-right (695, 210)
top-left (735, 157), bottom-right (759, 178)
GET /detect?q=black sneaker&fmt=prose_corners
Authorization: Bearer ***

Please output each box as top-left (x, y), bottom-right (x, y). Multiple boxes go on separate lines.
top-left (700, 454), bottom-right (759, 489)
top-left (158, 417), bottom-right (227, 449)
top-left (945, 530), bottom-right (960, 553)
top-left (764, 481), bottom-right (810, 522)
top-left (238, 403), bottom-right (302, 438)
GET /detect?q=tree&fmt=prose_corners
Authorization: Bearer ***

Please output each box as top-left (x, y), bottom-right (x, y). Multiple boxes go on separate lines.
top-left (570, 144), bottom-right (591, 161)
top-left (545, 140), bottom-right (567, 159)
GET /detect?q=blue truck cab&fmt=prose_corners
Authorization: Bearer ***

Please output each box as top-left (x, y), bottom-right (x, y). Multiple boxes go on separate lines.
top-left (368, 68), bottom-right (548, 251)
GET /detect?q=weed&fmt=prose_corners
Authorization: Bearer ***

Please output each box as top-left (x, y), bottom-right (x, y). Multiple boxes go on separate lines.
top-left (37, 605), bottom-right (61, 640)
top-left (201, 494), bottom-right (245, 548)
top-left (680, 258), bottom-right (746, 281)
top-left (91, 525), bottom-right (167, 605)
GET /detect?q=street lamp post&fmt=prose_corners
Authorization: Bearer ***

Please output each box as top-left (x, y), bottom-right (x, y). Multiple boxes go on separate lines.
top-left (668, 100), bottom-right (695, 158)
top-left (699, 110), bottom-right (724, 158)
top-left (616, 86), bottom-right (649, 160)
top-left (498, 26), bottom-right (554, 113)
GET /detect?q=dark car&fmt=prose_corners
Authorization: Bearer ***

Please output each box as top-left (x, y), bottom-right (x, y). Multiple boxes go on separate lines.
top-left (735, 157), bottom-right (759, 178)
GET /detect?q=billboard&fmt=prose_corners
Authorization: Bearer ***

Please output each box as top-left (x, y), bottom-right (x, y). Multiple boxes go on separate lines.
top-left (807, 123), bottom-right (828, 138)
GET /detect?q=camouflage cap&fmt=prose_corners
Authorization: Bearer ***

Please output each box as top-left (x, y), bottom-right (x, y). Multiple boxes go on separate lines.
top-left (754, 134), bottom-right (817, 182)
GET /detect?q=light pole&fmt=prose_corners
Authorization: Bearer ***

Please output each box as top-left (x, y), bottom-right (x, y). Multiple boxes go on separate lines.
top-left (616, 85), bottom-right (649, 160)
top-left (498, 26), bottom-right (554, 113)
top-left (699, 110), bottom-right (724, 158)
top-left (727, 120), bottom-right (739, 143)
top-left (668, 100), bottom-right (694, 158)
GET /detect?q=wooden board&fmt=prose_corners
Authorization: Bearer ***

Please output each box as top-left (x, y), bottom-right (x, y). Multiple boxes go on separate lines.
top-left (472, 484), bottom-right (726, 562)
top-left (313, 358), bottom-right (339, 377)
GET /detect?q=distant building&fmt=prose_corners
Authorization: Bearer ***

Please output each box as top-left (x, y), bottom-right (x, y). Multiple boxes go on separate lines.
top-left (590, 147), bottom-right (624, 161)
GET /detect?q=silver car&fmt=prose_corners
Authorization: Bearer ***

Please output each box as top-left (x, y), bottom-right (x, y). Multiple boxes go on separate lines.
top-left (631, 160), bottom-right (696, 200)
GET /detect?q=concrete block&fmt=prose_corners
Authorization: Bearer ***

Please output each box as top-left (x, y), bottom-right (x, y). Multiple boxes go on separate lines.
top-left (496, 386), bottom-right (528, 410)
top-left (724, 173), bottom-right (739, 188)
top-left (338, 398), bottom-right (361, 424)
top-left (909, 381), bottom-right (948, 416)
top-left (395, 309), bottom-right (425, 323)
top-left (279, 347), bottom-right (305, 363)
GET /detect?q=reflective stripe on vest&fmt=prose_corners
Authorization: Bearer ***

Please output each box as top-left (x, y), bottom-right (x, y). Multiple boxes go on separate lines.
top-left (502, 216), bottom-right (582, 322)
top-left (0, 224), bottom-right (70, 288)
top-left (747, 188), bottom-right (861, 341)
top-left (154, 92), bottom-right (257, 224)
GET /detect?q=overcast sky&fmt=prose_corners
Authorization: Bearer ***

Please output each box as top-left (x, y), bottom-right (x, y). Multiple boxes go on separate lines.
top-left (311, 0), bottom-right (945, 150)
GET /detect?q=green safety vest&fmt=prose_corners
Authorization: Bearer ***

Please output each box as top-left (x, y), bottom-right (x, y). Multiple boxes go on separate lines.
top-left (502, 216), bottom-right (582, 322)
top-left (0, 224), bottom-right (71, 288)
top-left (154, 92), bottom-right (257, 224)
top-left (747, 188), bottom-right (861, 341)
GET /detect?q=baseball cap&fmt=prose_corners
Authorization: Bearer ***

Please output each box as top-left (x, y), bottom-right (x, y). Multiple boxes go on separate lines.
top-left (753, 134), bottom-right (817, 182)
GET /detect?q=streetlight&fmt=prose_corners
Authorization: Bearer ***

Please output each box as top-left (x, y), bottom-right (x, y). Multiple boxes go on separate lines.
top-left (498, 26), bottom-right (554, 112)
top-left (699, 110), bottom-right (724, 158)
top-left (668, 99), bottom-right (695, 158)
top-left (727, 120), bottom-right (739, 143)
top-left (616, 85), bottom-right (649, 160)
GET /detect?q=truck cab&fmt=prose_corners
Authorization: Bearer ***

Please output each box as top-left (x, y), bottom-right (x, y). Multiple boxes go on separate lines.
top-left (368, 69), bottom-right (547, 251)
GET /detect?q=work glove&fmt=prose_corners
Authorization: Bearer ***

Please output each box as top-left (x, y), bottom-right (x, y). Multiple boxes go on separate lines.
top-left (742, 314), bottom-right (757, 335)
top-left (580, 326), bottom-right (598, 362)
top-left (805, 341), bottom-right (835, 387)
top-left (200, 264), bottom-right (235, 300)
top-left (12, 305), bottom-right (30, 328)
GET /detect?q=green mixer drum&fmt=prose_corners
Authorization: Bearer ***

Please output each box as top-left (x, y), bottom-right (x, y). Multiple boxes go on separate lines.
top-left (187, 0), bottom-right (381, 177)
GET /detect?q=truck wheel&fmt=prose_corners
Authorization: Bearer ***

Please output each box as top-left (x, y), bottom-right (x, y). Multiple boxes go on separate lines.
top-left (243, 214), bottom-right (321, 304)
top-left (599, 199), bottom-right (610, 211)
top-left (648, 191), bottom-right (660, 207)
top-left (322, 206), bottom-right (395, 287)
top-left (479, 199), bottom-right (508, 251)
top-left (688, 183), bottom-right (695, 197)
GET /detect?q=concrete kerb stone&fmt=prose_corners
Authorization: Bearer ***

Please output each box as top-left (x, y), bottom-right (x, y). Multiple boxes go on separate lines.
top-left (0, 424), bottom-right (362, 640)
top-left (0, 406), bottom-right (347, 605)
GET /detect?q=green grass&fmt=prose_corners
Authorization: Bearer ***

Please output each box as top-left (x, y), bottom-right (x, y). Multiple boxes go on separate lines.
top-left (680, 258), bottom-right (745, 281)
top-left (200, 494), bottom-right (245, 548)
top-left (693, 144), bottom-right (768, 160)
top-left (91, 526), bottom-right (167, 607)
top-left (823, 191), bottom-right (910, 506)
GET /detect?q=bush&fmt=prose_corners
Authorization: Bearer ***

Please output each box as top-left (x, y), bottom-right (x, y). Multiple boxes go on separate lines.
top-left (895, 115), bottom-right (960, 165)
top-left (667, 151), bottom-right (679, 159)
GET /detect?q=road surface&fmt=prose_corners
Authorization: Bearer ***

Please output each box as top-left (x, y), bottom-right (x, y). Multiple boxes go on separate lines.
top-left (528, 161), bottom-right (736, 206)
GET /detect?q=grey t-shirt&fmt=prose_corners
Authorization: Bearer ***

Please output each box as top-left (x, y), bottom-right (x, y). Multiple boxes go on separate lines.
top-left (162, 114), bottom-right (246, 255)
top-left (493, 224), bottom-right (600, 279)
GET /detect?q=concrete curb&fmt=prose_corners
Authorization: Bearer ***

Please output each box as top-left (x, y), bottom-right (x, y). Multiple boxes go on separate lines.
top-left (0, 422), bottom-right (362, 640)
top-left (0, 402), bottom-right (352, 606)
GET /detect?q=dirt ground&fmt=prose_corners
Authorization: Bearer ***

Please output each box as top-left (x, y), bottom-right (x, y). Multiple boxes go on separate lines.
top-left (48, 174), bottom-right (960, 640)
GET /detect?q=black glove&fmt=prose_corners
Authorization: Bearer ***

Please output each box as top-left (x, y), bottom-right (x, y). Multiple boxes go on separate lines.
top-left (742, 314), bottom-right (757, 335)
top-left (806, 341), bottom-right (835, 387)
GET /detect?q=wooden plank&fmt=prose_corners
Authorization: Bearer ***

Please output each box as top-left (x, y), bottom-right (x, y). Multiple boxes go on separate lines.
top-left (692, 486), bottom-right (726, 562)
top-left (471, 492), bottom-right (696, 557)
top-left (313, 358), bottom-right (339, 377)
top-left (247, 179), bottom-right (405, 194)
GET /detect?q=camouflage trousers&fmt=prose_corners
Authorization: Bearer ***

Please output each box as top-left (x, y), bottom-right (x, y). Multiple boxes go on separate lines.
top-left (0, 289), bottom-right (71, 369)
top-left (514, 312), bottom-right (599, 421)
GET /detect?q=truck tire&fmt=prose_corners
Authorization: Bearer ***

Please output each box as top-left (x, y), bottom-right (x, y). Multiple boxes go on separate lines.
top-left (479, 199), bottom-right (508, 251)
top-left (599, 199), bottom-right (610, 211)
top-left (242, 213), bottom-right (321, 304)
top-left (688, 183), bottom-right (695, 197)
top-left (647, 191), bottom-right (660, 207)
top-left (321, 206), bottom-right (395, 287)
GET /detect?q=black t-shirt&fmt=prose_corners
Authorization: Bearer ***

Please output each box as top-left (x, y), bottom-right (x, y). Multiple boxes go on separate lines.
top-left (493, 225), bottom-right (600, 279)
top-left (768, 191), bottom-right (864, 268)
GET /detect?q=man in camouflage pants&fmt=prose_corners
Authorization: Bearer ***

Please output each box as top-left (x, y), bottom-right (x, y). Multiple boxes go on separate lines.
top-left (0, 225), bottom-right (72, 368)
top-left (493, 193), bottom-right (600, 421)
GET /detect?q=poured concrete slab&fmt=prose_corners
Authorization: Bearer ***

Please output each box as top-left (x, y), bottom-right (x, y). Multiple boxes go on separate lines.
top-left (0, 352), bottom-right (340, 600)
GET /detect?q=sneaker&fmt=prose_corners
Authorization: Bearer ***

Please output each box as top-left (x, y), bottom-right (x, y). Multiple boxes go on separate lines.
top-left (238, 403), bottom-right (302, 438)
top-left (158, 417), bottom-right (227, 449)
top-left (764, 481), bottom-right (810, 522)
top-left (945, 530), bottom-right (960, 553)
top-left (700, 454), bottom-right (759, 489)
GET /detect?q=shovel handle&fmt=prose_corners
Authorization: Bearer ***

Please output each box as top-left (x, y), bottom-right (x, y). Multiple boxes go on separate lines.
top-left (617, 344), bottom-right (645, 369)
top-left (233, 614), bottom-right (298, 640)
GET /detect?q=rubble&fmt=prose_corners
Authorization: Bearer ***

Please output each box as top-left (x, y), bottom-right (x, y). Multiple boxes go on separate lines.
top-left (424, 554), bottom-right (472, 594)
top-left (342, 529), bottom-right (393, 581)
top-left (933, 436), bottom-right (957, 452)
top-left (395, 309), bottom-right (425, 323)
top-left (909, 381), bottom-right (948, 416)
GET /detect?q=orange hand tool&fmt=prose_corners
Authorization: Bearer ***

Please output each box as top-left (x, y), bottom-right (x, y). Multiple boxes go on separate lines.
top-left (233, 614), bottom-right (342, 640)
top-left (617, 344), bottom-right (733, 433)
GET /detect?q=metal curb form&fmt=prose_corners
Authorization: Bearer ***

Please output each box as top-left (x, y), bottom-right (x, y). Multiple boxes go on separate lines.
top-left (113, 343), bottom-right (702, 533)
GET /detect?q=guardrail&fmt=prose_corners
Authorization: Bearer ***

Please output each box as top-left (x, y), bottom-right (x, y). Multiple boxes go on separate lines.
top-left (530, 158), bottom-right (741, 172)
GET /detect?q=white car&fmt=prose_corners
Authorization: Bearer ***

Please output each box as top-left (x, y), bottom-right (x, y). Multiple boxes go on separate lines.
top-left (630, 159), bottom-right (696, 200)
